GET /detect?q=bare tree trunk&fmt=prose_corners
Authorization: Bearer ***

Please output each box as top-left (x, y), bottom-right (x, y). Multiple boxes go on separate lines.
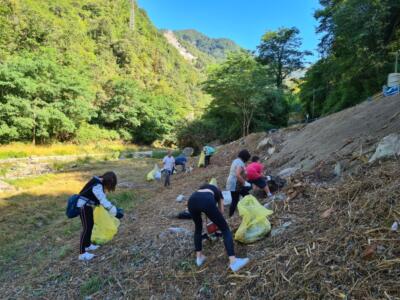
top-left (129, 0), bottom-right (135, 31)
top-left (32, 104), bottom-right (36, 145)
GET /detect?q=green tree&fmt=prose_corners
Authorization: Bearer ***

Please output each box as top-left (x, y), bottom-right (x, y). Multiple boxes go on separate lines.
top-left (95, 79), bottom-right (144, 141)
top-left (300, 0), bottom-right (400, 116)
top-left (0, 50), bottom-right (93, 144)
top-left (257, 27), bottom-right (311, 88)
top-left (203, 51), bottom-right (274, 137)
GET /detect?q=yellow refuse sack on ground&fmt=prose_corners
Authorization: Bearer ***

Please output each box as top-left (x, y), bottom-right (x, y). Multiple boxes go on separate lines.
top-left (146, 164), bottom-right (160, 181)
top-left (198, 152), bottom-right (205, 167)
top-left (209, 177), bottom-right (218, 187)
top-left (235, 195), bottom-right (273, 244)
top-left (91, 206), bottom-right (120, 245)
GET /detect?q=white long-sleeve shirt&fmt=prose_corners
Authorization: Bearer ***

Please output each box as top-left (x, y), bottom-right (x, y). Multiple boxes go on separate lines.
top-left (92, 184), bottom-right (112, 209)
top-left (77, 184), bottom-right (113, 208)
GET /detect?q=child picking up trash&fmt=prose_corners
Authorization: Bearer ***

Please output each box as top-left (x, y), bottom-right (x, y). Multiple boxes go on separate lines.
top-left (162, 150), bottom-right (175, 187)
top-left (187, 183), bottom-right (250, 272)
top-left (77, 171), bottom-right (118, 261)
top-left (246, 156), bottom-right (272, 198)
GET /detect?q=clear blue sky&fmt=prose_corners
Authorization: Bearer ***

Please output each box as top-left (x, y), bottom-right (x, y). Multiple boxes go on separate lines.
top-left (137, 0), bottom-right (322, 61)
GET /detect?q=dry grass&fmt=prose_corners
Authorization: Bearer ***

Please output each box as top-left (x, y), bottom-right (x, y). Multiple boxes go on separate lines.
top-left (1, 152), bottom-right (399, 299)
top-left (0, 158), bottom-right (155, 294)
top-left (0, 142), bottom-right (142, 159)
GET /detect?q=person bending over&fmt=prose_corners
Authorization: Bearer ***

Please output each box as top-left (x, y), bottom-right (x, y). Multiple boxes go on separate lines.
top-left (203, 145), bottom-right (215, 167)
top-left (77, 171), bottom-right (118, 261)
top-left (226, 149), bottom-right (252, 216)
top-left (187, 183), bottom-right (250, 272)
top-left (174, 154), bottom-right (187, 172)
top-left (246, 156), bottom-right (272, 198)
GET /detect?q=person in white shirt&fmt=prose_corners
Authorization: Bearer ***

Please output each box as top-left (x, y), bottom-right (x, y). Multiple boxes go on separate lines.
top-left (162, 150), bottom-right (175, 187)
top-left (77, 171), bottom-right (118, 261)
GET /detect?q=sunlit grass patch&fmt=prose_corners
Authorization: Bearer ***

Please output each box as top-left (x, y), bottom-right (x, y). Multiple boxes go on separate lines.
top-left (0, 142), bottom-right (140, 159)
top-left (5, 174), bottom-right (56, 189)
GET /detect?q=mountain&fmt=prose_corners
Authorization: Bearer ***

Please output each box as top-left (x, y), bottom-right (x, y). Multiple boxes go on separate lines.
top-left (0, 0), bottom-right (209, 144)
top-left (173, 29), bottom-right (242, 63)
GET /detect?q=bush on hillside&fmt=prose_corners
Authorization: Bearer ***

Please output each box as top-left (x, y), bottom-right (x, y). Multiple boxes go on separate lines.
top-left (74, 124), bottom-right (120, 144)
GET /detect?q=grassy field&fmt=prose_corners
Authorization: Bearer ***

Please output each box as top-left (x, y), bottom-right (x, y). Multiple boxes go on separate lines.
top-left (0, 157), bottom-right (156, 290)
top-left (0, 142), bottom-right (144, 159)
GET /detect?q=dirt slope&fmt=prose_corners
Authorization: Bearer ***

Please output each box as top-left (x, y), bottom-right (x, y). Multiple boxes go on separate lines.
top-left (210, 94), bottom-right (400, 178)
top-left (270, 95), bottom-right (399, 171)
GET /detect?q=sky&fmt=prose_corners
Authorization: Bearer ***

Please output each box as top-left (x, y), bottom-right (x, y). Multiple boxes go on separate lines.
top-left (137, 0), bottom-right (322, 62)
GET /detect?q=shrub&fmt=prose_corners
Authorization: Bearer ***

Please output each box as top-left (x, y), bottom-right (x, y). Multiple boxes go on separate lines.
top-left (75, 123), bottom-right (120, 144)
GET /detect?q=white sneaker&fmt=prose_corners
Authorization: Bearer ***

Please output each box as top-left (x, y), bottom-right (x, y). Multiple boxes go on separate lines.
top-left (79, 252), bottom-right (95, 261)
top-left (196, 256), bottom-right (207, 267)
top-left (85, 244), bottom-right (100, 251)
top-left (230, 257), bottom-right (249, 272)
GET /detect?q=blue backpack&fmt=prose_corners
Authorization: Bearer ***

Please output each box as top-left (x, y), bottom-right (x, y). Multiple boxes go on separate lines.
top-left (66, 194), bottom-right (81, 218)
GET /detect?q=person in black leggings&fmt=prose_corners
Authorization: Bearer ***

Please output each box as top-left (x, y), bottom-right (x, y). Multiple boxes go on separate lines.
top-left (187, 184), bottom-right (250, 272)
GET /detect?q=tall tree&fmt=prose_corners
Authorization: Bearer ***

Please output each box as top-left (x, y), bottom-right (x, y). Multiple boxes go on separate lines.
top-left (203, 51), bottom-right (276, 137)
top-left (257, 27), bottom-right (311, 88)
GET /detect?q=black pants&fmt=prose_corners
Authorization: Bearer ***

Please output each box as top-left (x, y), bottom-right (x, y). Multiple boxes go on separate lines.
top-left (229, 186), bottom-right (251, 217)
top-left (188, 192), bottom-right (235, 256)
top-left (80, 205), bottom-right (94, 254)
top-left (164, 170), bottom-right (172, 187)
top-left (205, 155), bottom-right (211, 167)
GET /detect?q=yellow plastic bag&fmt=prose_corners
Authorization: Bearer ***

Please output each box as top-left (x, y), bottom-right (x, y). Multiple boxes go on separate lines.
top-left (146, 164), bottom-right (160, 181)
top-left (91, 206), bottom-right (120, 245)
top-left (198, 152), bottom-right (205, 167)
top-left (209, 177), bottom-right (218, 187)
top-left (234, 195), bottom-right (273, 244)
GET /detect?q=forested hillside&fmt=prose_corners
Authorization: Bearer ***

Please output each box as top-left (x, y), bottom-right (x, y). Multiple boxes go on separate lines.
top-left (0, 0), bottom-right (209, 144)
top-left (174, 29), bottom-right (242, 62)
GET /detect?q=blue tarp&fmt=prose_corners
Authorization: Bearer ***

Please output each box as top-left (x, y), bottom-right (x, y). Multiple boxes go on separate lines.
top-left (383, 86), bottom-right (400, 97)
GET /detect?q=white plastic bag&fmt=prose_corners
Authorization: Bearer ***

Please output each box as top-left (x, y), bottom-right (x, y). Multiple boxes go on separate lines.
top-left (222, 191), bottom-right (232, 206)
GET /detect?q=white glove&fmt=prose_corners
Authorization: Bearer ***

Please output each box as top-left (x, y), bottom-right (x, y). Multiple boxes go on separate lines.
top-left (108, 206), bottom-right (117, 217)
top-left (244, 181), bottom-right (251, 187)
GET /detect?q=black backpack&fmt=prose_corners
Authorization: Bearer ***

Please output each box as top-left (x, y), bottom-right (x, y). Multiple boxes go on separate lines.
top-left (66, 194), bottom-right (80, 218)
top-left (267, 176), bottom-right (286, 192)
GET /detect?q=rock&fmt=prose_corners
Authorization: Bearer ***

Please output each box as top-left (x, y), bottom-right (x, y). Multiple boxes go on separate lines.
top-left (176, 194), bottom-right (185, 202)
top-left (369, 133), bottom-right (400, 162)
top-left (334, 162), bottom-right (342, 177)
top-left (132, 151), bottom-right (153, 158)
top-left (268, 129), bottom-right (278, 134)
top-left (271, 192), bottom-right (286, 202)
top-left (278, 167), bottom-right (299, 178)
top-left (182, 147), bottom-right (194, 157)
top-left (271, 221), bottom-right (293, 237)
top-left (267, 147), bottom-right (276, 156)
top-left (168, 227), bottom-right (190, 234)
top-left (391, 221), bottom-right (398, 231)
top-left (257, 137), bottom-right (274, 150)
